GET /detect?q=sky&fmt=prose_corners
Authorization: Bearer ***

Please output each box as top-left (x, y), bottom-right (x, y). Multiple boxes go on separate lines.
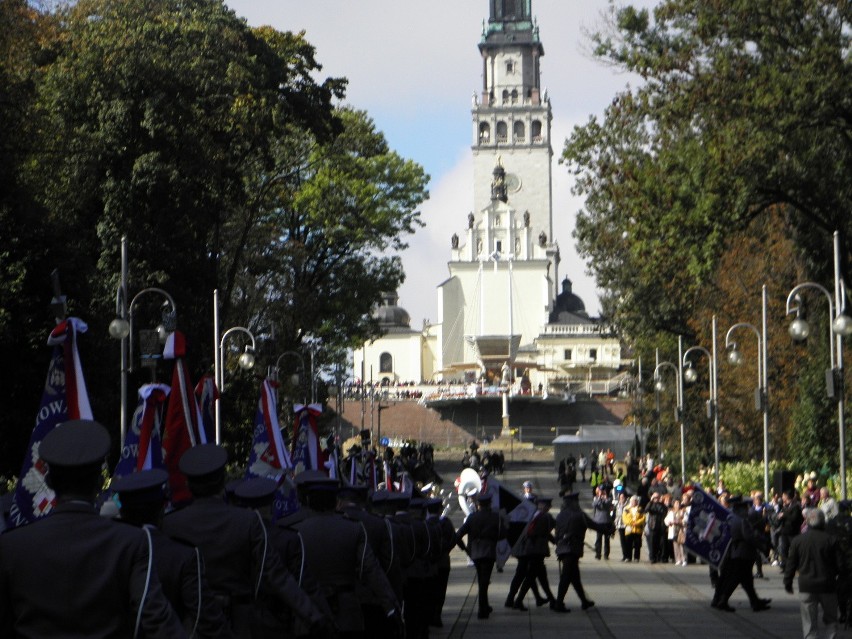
top-left (225, 0), bottom-right (651, 328)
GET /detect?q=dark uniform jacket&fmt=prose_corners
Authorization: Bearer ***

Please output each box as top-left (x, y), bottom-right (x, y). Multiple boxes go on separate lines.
top-left (518, 511), bottom-right (555, 557)
top-left (454, 508), bottom-right (505, 560)
top-left (728, 514), bottom-right (760, 562)
top-left (293, 511), bottom-right (398, 633)
top-left (144, 525), bottom-right (232, 639)
top-left (381, 513), bottom-right (410, 600)
top-left (0, 502), bottom-right (186, 638)
top-left (162, 496), bottom-right (320, 635)
top-left (554, 505), bottom-right (600, 558)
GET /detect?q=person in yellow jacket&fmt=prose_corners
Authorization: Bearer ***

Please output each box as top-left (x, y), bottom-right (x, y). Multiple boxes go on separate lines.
top-left (621, 495), bottom-right (646, 562)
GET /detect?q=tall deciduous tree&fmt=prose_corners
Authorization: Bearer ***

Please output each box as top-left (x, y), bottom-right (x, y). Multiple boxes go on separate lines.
top-left (567, 1), bottom-right (852, 471)
top-left (564, 0), bottom-right (852, 341)
top-left (0, 0), bottom-right (427, 471)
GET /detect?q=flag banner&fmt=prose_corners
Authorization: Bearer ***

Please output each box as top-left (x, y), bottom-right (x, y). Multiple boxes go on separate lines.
top-left (291, 403), bottom-right (323, 474)
top-left (683, 486), bottom-right (733, 570)
top-left (246, 378), bottom-right (296, 521)
top-left (194, 373), bottom-right (219, 444)
top-left (324, 443), bottom-right (339, 480)
top-left (9, 318), bottom-right (93, 528)
top-left (246, 378), bottom-right (292, 480)
top-left (162, 331), bottom-right (205, 505)
top-left (113, 384), bottom-right (170, 479)
top-left (383, 460), bottom-right (395, 492)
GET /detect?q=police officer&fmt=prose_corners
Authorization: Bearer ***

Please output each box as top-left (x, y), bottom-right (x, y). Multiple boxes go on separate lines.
top-left (400, 495), bottom-right (436, 639)
top-left (288, 476), bottom-right (401, 639)
top-left (552, 491), bottom-right (606, 612)
top-left (162, 444), bottom-right (325, 637)
top-left (234, 477), bottom-right (331, 639)
top-left (0, 420), bottom-right (186, 638)
top-left (111, 468), bottom-right (232, 638)
top-left (713, 496), bottom-right (772, 612)
top-left (337, 483), bottom-right (398, 636)
top-left (512, 496), bottom-right (557, 610)
top-left (426, 496), bottom-right (455, 627)
top-left (454, 491), bottom-right (506, 619)
top-left (369, 490), bottom-right (410, 605)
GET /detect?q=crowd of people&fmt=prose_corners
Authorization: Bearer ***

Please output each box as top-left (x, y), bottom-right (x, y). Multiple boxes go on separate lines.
top-left (460, 441), bottom-right (505, 476)
top-left (547, 449), bottom-right (852, 638)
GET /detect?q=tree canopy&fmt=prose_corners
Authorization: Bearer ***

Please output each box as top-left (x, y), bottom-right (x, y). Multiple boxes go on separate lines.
top-left (565, 0), bottom-right (852, 469)
top-left (0, 0), bottom-right (428, 474)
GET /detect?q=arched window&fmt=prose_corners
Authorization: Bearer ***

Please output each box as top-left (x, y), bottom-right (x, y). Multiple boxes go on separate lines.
top-left (479, 122), bottom-right (491, 143)
top-left (532, 120), bottom-right (543, 142)
top-left (510, 89), bottom-right (518, 104)
top-left (380, 352), bottom-right (393, 373)
top-left (513, 120), bottom-right (525, 141)
top-left (496, 121), bottom-right (508, 143)
top-left (501, 89), bottom-right (509, 104)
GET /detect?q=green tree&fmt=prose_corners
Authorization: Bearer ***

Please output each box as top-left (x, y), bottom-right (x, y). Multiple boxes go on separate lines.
top-left (565, 0), bottom-right (852, 475)
top-left (0, 1), bottom-right (64, 475)
top-left (563, 0), bottom-right (852, 343)
top-left (0, 0), bottom-right (428, 470)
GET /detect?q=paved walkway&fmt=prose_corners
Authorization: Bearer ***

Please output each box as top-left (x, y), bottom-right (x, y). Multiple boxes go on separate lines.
top-left (429, 459), bottom-right (851, 638)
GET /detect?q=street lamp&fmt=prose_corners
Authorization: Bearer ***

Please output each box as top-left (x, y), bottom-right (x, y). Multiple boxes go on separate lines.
top-left (654, 351), bottom-right (684, 481)
top-left (683, 316), bottom-right (720, 486)
top-left (786, 230), bottom-right (852, 499)
top-left (725, 285), bottom-right (770, 499)
top-left (274, 350), bottom-right (306, 404)
top-left (109, 238), bottom-right (177, 445)
top-left (214, 326), bottom-right (256, 444)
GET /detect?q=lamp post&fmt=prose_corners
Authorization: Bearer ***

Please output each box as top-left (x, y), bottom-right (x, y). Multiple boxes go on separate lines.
top-left (654, 354), bottom-right (684, 481)
top-left (109, 241), bottom-right (177, 445)
top-left (274, 351), bottom-right (306, 404)
top-left (725, 285), bottom-right (770, 499)
top-left (683, 316), bottom-right (719, 486)
top-left (786, 231), bottom-right (852, 499)
top-left (214, 325), bottom-right (256, 444)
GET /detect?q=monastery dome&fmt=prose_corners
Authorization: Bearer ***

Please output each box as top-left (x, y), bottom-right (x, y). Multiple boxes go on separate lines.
top-left (374, 291), bottom-right (411, 328)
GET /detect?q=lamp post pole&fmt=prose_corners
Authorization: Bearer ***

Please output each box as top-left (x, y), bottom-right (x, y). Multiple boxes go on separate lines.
top-left (787, 235), bottom-right (852, 499)
top-left (834, 231), bottom-right (849, 500)
top-left (654, 357), bottom-right (684, 481)
top-left (683, 316), bottom-right (719, 486)
top-left (275, 351), bottom-right (306, 404)
top-left (215, 326), bottom-right (256, 444)
top-left (725, 285), bottom-right (770, 499)
top-left (109, 252), bottom-right (177, 447)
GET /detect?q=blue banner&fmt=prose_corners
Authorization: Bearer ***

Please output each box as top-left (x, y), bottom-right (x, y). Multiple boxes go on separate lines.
top-left (8, 319), bottom-right (92, 528)
top-left (113, 384), bottom-right (169, 479)
top-left (683, 487), bottom-right (733, 570)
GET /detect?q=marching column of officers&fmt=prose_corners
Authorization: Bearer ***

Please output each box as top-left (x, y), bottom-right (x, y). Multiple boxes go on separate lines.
top-left (0, 420), bottom-right (458, 638)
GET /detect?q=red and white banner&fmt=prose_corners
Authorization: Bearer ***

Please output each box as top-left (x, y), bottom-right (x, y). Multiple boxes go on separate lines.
top-left (162, 331), bottom-right (205, 504)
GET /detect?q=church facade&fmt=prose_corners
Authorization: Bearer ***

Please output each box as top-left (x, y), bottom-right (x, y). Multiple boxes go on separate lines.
top-left (354, 0), bottom-right (627, 397)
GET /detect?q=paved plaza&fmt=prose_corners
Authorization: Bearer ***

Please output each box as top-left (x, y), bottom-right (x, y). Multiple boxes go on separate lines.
top-left (431, 458), bottom-right (852, 638)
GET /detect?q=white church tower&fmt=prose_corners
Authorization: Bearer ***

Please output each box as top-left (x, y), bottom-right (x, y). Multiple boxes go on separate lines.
top-left (437, 0), bottom-right (560, 382)
top-left (355, 1), bottom-right (626, 396)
